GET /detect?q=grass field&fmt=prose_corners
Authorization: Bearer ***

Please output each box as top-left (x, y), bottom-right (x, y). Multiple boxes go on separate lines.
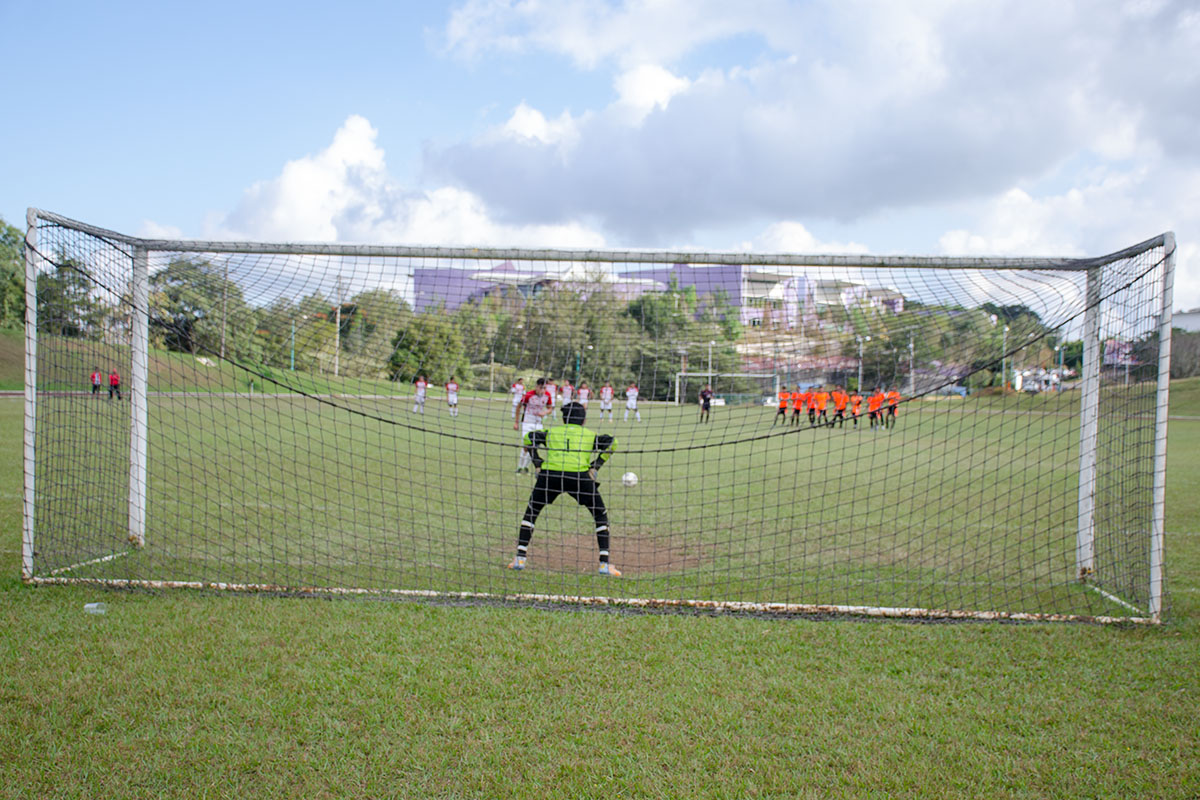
top-left (2, 379), bottom-right (1199, 797)
top-left (29, 372), bottom-right (1159, 620)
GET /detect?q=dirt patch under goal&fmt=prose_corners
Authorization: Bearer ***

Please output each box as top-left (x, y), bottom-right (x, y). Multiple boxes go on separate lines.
top-left (535, 530), bottom-right (710, 577)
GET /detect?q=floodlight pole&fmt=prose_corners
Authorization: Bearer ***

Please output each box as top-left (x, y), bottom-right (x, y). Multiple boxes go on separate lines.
top-left (1002, 325), bottom-right (1009, 390)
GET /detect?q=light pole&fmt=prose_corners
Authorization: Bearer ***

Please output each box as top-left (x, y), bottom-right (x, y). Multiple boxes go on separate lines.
top-left (908, 333), bottom-right (915, 395)
top-left (708, 340), bottom-right (716, 380)
top-left (857, 335), bottom-right (870, 392)
top-left (1001, 325), bottom-right (1009, 391)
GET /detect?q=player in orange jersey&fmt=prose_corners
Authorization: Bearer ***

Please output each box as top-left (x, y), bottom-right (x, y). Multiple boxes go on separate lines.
top-left (814, 387), bottom-right (830, 426)
top-left (867, 387), bottom-right (886, 430)
top-left (830, 386), bottom-right (849, 428)
top-left (774, 385), bottom-right (791, 425)
top-left (885, 387), bottom-right (902, 429)
top-left (805, 388), bottom-right (817, 425)
top-left (849, 389), bottom-right (863, 427)
top-left (791, 387), bottom-right (807, 426)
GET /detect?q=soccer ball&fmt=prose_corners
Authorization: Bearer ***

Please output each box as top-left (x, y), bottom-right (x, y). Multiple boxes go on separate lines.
top-left (621, 472), bottom-right (638, 487)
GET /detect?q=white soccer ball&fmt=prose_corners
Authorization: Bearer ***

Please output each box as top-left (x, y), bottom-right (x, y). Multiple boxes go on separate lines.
top-left (621, 471), bottom-right (638, 487)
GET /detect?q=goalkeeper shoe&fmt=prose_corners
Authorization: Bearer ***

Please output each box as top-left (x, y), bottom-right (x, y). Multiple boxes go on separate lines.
top-left (507, 556), bottom-right (527, 571)
top-left (597, 563), bottom-right (622, 577)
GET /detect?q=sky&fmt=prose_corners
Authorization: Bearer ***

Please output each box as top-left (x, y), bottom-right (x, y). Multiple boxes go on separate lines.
top-left (3, 0), bottom-right (1198, 311)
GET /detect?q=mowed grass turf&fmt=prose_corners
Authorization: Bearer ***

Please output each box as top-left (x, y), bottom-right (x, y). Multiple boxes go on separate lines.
top-left (2, 385), bottom-right (1199, 798)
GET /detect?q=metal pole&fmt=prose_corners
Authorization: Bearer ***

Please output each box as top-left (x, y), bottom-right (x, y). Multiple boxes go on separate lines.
top-left (1149, 233), bottom-right (1175, 620)
top-left (1077, 269), bottom-right (1101, 579)
top-left (290, 320), bottom-right (296, 370)
top-left (129, 246), bottom-right (149, 548)
top-left (908, 334), bottom-right (914, 395)
top-left (1002, 325), bottom-right (1009, 390)
top-left (22, 209), bottom-right (39, 579)
top-left (857, 338), bottom-right (863, 393)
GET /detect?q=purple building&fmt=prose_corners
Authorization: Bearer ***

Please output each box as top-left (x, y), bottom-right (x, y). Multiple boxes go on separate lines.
top-left (618, 264), bottom-right (813, 328)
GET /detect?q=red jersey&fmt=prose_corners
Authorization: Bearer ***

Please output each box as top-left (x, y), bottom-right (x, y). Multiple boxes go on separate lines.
top-left (90, 371), bottom-right (102, 386)
top-left (519, 389), bottom-right (551, 424)
top-left (109, 372), bottom-right (121, 386)
top-left (445, 381), bottom-right (459, 394)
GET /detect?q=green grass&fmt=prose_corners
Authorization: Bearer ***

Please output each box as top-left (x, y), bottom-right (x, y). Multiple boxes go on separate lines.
top-left (2, 388), bottom-right (1199, 797)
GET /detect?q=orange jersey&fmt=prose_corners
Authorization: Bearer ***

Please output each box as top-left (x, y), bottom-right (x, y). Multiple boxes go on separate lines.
top-left (792, 391), bottom-right (805, 409)
top-left (850, 394), bottom-right (863, 413)
top-left (805, 391), bottom-right (817, 410)
top-left (815, 391), bottom-right (829, 411)
top-left (832, 391), bottom-right (848, 411)
top-left (886, 390), bottom-right (901, 408)
top-left (778, 390), bottom-right (790, 408)
top-left (867, 392), bottom-right (885, 412)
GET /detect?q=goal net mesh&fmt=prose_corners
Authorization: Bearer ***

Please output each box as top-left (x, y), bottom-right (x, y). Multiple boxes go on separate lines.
top-left (23, 211), bottom-right (1173, 621)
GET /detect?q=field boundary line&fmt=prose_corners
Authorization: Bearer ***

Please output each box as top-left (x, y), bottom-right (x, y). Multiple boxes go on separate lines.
top-left (46, 550), bottom-right (130, 577)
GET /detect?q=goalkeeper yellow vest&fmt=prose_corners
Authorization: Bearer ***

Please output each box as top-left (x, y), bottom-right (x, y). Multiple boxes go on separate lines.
top-left (541, 424), bottom-right (600, 472)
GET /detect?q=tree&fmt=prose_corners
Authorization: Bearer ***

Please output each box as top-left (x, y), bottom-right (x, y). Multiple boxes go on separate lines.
top-left (36, 257), bottom-right (108, 338)
top-left (149, 258), bottom-right (257, 360)
top-left (389, 311), bottom-right (472, 384)
top-left (0, 217), bottom-right (24, 328)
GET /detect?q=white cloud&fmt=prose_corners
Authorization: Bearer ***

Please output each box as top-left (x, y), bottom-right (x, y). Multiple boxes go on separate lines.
top-left (749, 221), bottom-right (869, 255)
top-left (613, 65), bottom-right (690, 123)
top-left (213, 115), bottom-right (605, 251)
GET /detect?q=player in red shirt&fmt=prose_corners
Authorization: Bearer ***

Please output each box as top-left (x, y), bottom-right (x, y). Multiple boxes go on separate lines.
top-left (514, 378), bottom-right (553, 473)
top-left (445, 376), bottom-right (460, 418)
top-left (412, 376), bottom-right (428, 414)
top-left (108, 370), bottom-right (122, 401)
top-left (598, 382), bottom-right (615, 422)
top-left (90, 368), bottom-right (103, 396)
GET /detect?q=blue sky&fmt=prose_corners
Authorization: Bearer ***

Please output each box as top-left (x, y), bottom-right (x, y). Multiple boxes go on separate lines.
top-left (3, 0), bottom-right (1198, 309)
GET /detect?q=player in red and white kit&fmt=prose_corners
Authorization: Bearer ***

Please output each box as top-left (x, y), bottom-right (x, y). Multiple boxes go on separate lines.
top-left (545, 379), bottom-right (558, 410)
top-left (510, 379), bottom-right (526, 419)
top-left (560, 380), bottom-right (574, 405)
top-left (445, 376), bottom-right (460, 417)
top-left (598, 381), bottom-right (615, 422)
top-left (412, 376), bottom-right (428, 414)
top-left (513, 378), bottom-right (553, 473)
top-left (577, 382), bottom-right (591, 408)
top-left (623, 383), bottom-right (641, 422)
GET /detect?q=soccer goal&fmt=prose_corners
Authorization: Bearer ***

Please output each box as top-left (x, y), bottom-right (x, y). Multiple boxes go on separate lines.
top-left (21, 208), bottom-right (1175, 622)
top-left (674, 373), bottom-right (779, 406)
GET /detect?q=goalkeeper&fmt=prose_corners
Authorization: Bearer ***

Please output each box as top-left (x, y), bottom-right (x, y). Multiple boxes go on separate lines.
top-left (507, 401), bottom-right (621, 576)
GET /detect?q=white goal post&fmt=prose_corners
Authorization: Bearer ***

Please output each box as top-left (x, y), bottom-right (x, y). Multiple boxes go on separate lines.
top-left (673, 372), bottom-right (780, 405)
top-left (21, 208), bottom-right (1176, 623)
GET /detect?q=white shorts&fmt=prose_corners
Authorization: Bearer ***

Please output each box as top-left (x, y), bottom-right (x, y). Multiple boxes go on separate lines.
top-left (600, 401), bottom-right (612, 410)
top-left (447, 394), bottom-right (458, 405)
top-left (626, 402), bottom-right (637, 410)
top-left (415, 394), bottom-right (426, 405)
